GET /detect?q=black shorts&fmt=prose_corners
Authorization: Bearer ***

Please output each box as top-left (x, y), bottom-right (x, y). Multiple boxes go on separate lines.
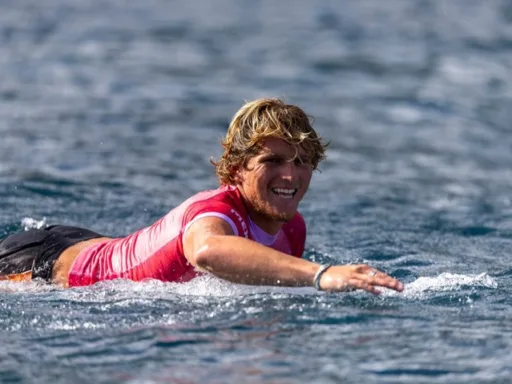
top-left (0, 225), bottom-right (104, 282)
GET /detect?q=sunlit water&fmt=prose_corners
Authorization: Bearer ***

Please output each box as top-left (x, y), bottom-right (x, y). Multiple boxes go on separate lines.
top-left (1, 1), bottom-right (511, 383)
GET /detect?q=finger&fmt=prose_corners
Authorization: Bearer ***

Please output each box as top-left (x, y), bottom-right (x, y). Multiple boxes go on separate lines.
top-left (354, 265), bottom-right (386, 280)
top-left (352, 264), bottom-right (372, 273)
top-left (357, 272), bottom-right (404, 292)
top-left (346, 278), bottom-right (381, 295)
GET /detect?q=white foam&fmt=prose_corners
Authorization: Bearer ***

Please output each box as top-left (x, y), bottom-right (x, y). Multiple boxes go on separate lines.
top-left (0, 279), bottom-right (57, 293)
top-left (0, 274), bottom-right (312, 299)
top-left (20, 217), bottom-right (47, 230)
top-left (66, 275), bottom-right (315, 300)
top-left (0, 272), bottom-right (498, 302)
top-left (382, 272), bottom-right (498, 299)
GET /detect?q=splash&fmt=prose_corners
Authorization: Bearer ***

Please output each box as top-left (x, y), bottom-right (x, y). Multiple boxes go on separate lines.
top-left (0, 274), bottom-right (313, 302)
top-left (21, 217), bottom-right (47, 230)
top-left (382, 272), bottom-right (498, 299)
top-left (64, 275), bottom-right (313, 301)
top-left (0, 271), bottom-right (498, 302)
top-left (0, 279), bottom-right (57, 294)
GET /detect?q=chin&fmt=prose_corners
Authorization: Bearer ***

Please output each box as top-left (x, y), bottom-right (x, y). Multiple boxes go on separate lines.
top-left (268, 209), bottom-right (296, 222)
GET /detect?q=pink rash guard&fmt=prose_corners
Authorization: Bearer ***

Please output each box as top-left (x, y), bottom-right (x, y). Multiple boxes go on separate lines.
top-left (68, 185), bottom-right (306, 287)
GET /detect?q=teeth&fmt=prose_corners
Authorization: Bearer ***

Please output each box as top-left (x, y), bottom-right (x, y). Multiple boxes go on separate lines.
top-left (272, 188), bottom-right (297, 199)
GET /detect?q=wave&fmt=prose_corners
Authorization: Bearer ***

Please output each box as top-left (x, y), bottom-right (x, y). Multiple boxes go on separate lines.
top-left (0, 272), bottom-right (498, 300)
top-left (382, 272), bottom-right (498, 299)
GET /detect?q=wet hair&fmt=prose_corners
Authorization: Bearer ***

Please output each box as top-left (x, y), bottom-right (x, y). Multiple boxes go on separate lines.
top-left (213, 98), bottom-right (328, 185)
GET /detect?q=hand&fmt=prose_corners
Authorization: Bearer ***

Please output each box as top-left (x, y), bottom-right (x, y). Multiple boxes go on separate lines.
top-left (319, 264), bottom-right (404, 294)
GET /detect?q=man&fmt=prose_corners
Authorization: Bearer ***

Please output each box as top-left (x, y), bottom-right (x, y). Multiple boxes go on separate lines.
top-left (0, 98), bottom-right (403, 294)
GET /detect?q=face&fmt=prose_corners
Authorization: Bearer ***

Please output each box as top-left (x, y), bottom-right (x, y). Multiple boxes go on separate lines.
top-left (235, 137), bottom-right (313, 234)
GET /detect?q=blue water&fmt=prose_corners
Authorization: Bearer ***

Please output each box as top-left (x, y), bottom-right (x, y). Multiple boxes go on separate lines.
top-left (1, 0), bottom-right (511, 382)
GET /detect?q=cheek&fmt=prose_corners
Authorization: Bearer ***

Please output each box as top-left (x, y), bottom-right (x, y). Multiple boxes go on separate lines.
top-left (241, 169), bottom-right (268, 193)
top-left (300, 168), bottom-right (313, 183)
top-left (256, 174), bottom-right (272, 193)
top-left (253, 168), bottom-right (271, 185)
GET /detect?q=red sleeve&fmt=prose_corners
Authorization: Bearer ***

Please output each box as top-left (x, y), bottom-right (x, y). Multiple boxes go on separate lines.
top-left (182, 200), bottom-right (249, 238)
top-left (282, 213), bottom-right (307, 258)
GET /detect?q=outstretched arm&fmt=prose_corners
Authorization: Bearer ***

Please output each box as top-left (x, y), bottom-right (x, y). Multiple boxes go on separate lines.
top-left (182, 217), bottom-right (403, 294)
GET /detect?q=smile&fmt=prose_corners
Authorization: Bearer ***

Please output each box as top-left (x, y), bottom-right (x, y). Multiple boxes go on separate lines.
top-left (271, 188), bottom-right (297, 199)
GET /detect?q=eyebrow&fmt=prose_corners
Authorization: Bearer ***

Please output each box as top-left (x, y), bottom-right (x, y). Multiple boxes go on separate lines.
top-left (260, 153), bottom-right (282, 158)
top-left (259, 153), bottom-right (311, 162)
top-left (258, 154), bottom-right (284, 161)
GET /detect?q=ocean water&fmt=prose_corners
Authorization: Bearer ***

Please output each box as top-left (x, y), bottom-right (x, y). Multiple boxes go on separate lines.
top-left (1, 0), bottom-right (511, 383)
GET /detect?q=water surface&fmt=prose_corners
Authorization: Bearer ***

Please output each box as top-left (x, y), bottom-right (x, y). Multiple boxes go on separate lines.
top-left (1, 1), bottom-right (511, 383)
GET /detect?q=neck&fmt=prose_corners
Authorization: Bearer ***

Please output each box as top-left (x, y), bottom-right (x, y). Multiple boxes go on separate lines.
top-left (235, 186), bottom-right (284, 236)
top-left (246, 208), bottom-right (284, 236)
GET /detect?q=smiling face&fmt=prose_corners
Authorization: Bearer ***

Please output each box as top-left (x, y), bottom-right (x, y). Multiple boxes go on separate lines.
top-left (235, 137), bottom-right (313, 234)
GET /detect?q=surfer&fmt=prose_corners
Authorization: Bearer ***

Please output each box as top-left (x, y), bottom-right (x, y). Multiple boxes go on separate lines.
top-left (0, 98), bottom-right (403, 294)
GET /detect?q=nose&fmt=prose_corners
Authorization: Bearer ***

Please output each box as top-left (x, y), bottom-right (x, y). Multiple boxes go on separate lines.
top-left (280, 160), bottom-right (298, 181)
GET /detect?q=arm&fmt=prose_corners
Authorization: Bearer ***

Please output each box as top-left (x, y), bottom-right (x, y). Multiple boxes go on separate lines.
top-left (183, 217), bottom-right (403, 294)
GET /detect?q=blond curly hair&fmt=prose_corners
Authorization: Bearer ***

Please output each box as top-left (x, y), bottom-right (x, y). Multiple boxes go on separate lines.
top-left (213, 98), bottom-right (328, 185)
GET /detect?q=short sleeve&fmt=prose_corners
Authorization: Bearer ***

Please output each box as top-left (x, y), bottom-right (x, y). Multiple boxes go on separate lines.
top-left (182, 200), bottom-right (249, 238)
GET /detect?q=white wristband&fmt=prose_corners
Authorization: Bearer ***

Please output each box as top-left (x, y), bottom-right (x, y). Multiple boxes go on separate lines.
top-left (313, 264), bottom-right (332, 290)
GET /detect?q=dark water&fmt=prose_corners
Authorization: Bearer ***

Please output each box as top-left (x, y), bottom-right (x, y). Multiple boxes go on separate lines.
top-left (1, 0), bottom-right (511, 382)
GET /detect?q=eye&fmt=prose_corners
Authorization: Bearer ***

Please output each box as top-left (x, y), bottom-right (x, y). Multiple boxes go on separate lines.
top-left (263, 157), bottom-right (282, 164)
top-left (294, 157), bottom-right (312, 167)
